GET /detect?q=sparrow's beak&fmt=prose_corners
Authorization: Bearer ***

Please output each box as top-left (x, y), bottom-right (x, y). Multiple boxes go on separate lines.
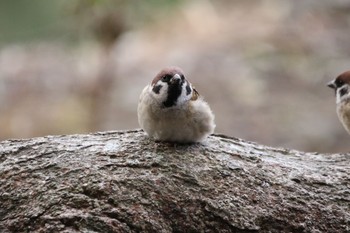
top-left (170, 74), bottom-right (181, 84)
top-left (327, 80), bottom-right (336, 89)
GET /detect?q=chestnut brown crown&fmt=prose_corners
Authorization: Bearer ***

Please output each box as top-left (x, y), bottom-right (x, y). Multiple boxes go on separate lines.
top-left (151, 67), bottom-right (184, 86)
top-left (328, 71), bottom-right (350, 90)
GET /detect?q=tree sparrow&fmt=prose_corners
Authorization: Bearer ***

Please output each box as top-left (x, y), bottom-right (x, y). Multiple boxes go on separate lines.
top-left (137, 67), bottom-right (215, 143)
top-left (327, 71), bottom-right (350, 134)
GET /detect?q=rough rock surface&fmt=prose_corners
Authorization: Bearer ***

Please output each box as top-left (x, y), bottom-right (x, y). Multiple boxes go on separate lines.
top-left (0, 130), bottom-right (349, 232)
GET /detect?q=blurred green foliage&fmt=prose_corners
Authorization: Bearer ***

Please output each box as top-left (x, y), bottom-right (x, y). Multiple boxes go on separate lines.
top-left (0, 0), bottom-right (71, 46)
top-left (0, 0), bottom-right (183, 47)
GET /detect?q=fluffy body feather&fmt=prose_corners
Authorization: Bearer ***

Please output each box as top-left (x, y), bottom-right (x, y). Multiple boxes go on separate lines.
top-left (337, 100), bottom-right (350, 134)
top-left (138, 67), bottom-right (215, 143)
top-left (328, 71), bottom-right (350, 134)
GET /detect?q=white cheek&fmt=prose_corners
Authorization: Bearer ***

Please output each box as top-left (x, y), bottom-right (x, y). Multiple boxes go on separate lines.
top-left (176, 84), bottom-right (192, 105)
top-left (150, 83), bottom-right (168, 103)
top-left (336, 90), bottom-right (340, 104)
top-left (337, 86), bottom-right (350, 104)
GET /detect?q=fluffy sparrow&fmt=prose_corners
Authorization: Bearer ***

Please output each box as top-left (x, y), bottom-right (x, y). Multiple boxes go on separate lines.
top-left (327, 71), bottom-right (350, 134)
top-left (137, 67), bottom-right (215, 143)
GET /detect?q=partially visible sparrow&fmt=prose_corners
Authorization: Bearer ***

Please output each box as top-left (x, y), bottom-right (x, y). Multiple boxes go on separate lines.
top-left (327, 71), bottom-right (350, 134)
top-left (137, 67), bottom-right (215, 143)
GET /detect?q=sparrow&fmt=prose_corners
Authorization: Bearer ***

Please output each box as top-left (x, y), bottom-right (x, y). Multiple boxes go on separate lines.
top-left (327, 71), bottom-right (350, 134)
top-left (137, 66), bottom-right (215, 143)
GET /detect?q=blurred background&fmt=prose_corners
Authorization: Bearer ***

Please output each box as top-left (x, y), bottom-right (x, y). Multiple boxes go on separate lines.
top-left (0, 0), bottom-right (349, 153)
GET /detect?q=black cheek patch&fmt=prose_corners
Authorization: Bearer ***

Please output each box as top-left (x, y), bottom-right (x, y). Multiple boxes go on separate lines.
top-left (186, 84), bottom-right (191, 95)
top-left (340, 87), bottom-right (348, 97)
top-left (152, 85), bottom-right (162, 94)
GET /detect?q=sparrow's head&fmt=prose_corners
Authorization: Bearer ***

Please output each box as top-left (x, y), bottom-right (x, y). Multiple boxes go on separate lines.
top-left (150, 67), bottom-right (198, 108)
top-left (328, 71), bottom-right (350, 104)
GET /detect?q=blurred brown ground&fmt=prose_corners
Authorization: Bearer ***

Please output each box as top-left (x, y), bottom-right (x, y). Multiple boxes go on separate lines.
top-left (0, 0), bottom-right (349, 153)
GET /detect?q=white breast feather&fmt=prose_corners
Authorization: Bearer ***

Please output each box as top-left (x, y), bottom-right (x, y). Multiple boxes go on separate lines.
top-left (337, 101), bottom-right (350, 134)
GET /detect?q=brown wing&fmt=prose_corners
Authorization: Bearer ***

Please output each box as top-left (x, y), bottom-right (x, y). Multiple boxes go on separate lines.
top-left (191, 87), bottom-right (200, 101)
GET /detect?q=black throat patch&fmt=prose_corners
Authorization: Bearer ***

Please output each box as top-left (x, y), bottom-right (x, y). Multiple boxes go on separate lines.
top-left (163, 80), bottom-right (183, 108)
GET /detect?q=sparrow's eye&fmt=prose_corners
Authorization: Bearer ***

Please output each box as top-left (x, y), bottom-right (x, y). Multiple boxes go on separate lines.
top-left (336, 79), bottom-right (345, 87)
top-left (161, 75), bottom-right (172, 82)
